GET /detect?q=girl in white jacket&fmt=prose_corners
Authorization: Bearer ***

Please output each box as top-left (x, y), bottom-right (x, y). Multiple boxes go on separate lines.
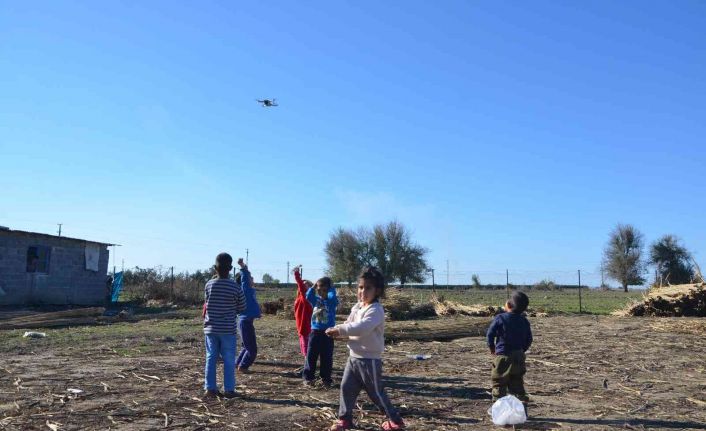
top-left (326, 267), bottom-right (405, 431)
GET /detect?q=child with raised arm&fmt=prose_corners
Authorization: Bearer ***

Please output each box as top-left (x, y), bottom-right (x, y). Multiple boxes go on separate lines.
top-left (486, 291), bottom-right (533, 407)
top-left (326, 266), bottom-right (405, 431)
top-left (235, 258), bottom-right (261, 373)
top-left (202, 253), bottom-right (246, 399)
top-left (303, 275), bottom-right (338, 387)
top-left (293, 265), bottom-right (313, 356)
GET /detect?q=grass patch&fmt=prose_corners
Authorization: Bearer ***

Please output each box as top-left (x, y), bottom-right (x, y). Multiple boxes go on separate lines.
top-left (254, 286), bottom-right (643, 315)
top-left (0, 315), bottom-right (203, 354)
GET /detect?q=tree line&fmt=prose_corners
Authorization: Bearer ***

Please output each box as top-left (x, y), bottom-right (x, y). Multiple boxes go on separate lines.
top-left (602, 223), bottom-right (700, 291)
top-left (120, 221), bottom-right (699, 296)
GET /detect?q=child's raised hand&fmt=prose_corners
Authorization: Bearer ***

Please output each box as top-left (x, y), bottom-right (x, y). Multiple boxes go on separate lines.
top-left (237, 258), bottom-right (246, 268)
top-left (325, 327), bottom-right (340, 338)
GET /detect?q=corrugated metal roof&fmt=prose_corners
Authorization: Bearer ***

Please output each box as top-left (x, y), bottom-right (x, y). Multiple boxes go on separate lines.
top-left (0, 229), bottom-right (117, 246)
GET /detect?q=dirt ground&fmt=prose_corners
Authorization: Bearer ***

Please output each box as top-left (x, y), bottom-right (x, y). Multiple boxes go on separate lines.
top-left (1, 315), bottom-right (705, 430)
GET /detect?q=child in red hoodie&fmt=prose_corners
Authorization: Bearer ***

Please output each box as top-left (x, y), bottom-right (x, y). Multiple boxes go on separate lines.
top-left (293, 266), bottom-right (313, 356)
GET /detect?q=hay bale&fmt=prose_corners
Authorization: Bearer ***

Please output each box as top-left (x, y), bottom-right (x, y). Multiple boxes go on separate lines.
top-left (405, 303), bottom-right (437, 320)
top-left (386, 318), bottom-right (489, 343)
top-left (261, 298), bottom-right (285, 315)
top-left (384, 290), bottom-right (414, 320)
top-left (615, 283), bottom-right (706, 317)
top-left (336, 285), bottom-right (358, 313)
top-left (276, 304), bottom-right (295, 320)
top-left (432, 297), bottom-right (501, 317)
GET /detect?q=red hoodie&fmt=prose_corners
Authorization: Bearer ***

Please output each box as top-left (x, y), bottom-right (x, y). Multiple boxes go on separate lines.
top-left (294, 270), bottom-right (313, 338)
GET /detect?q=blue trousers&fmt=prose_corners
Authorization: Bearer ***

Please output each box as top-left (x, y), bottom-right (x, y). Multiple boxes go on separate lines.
top-left (236, 317), bottom-right (258, 370)
top-left (303, 330), bottom-right (334, 383)
top-left (204, 333), bottom-right (237, 391)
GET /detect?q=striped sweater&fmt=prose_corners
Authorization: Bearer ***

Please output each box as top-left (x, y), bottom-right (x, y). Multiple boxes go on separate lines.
top-left (203, 278), bottom-right (246, 335)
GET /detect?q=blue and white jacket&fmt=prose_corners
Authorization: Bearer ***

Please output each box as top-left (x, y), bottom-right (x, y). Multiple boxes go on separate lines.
top-left (306, 286), bottom-right (338, 330)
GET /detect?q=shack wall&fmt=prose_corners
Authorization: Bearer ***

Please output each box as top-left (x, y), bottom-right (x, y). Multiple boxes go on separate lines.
top-left (0, 231), bottom-right (110, 305)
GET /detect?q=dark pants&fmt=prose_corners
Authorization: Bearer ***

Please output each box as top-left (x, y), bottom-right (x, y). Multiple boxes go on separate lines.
top-left (339, 357), bottom-right (402, 423)
top-left (491, 350), bottom-right (528, 401)
top-left (303, 330), bottom-right (334, 383)
top-left (236, 317), bottom-right (257, 370)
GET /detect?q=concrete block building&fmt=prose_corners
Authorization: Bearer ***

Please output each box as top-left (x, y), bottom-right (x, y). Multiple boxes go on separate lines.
top-left (0, 227), bottom-right (111, 305)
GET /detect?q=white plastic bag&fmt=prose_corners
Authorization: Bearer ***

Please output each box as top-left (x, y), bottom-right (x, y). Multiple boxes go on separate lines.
top-left (23, 331), bottom-right (46, 338)
top-left (487, 395), bottom-right (526, 425)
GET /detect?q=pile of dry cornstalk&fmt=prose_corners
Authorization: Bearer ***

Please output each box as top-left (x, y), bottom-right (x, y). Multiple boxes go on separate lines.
top-left (385, 318), bottom-right (489, 342)
top-left (616, 283), bottom-right (706, 317)
top-left (261, 298), bottom-right (285, 315)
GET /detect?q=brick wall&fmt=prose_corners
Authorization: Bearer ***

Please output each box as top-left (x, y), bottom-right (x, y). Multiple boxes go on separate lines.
top-left (0, 231), bottom-right (110, 305)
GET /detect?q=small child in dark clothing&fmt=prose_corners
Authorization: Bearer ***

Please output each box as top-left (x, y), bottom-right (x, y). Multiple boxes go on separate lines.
top-left (486, 291), bottom-right (533, 404)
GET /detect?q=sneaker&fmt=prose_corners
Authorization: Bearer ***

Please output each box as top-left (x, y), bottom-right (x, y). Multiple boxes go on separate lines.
top-left (321, 380), bottom-right (334, 389)
top-left (202, 389), bottom-right (220, 400)
top-left (238, 367), bottom-right (251, 374)
top-left (330, 419), bottom-right (353, 431)
top-left (381, 420), bottom-right (405, 430)
top-left (223, 391), bottom-right (239, 399)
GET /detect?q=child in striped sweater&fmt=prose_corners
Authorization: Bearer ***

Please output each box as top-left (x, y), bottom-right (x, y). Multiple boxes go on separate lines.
top-left (202, 253), bottom-right (246, 400)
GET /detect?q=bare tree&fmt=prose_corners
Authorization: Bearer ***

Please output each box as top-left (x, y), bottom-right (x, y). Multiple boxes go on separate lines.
top-left (649, 235), bottom-right (693, 285)
top-left (603, 224), bottom-right (646, 292)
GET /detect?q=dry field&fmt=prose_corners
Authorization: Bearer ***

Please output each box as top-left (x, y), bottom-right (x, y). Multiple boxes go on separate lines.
top-left (1, 313), bottom-right (705, 430)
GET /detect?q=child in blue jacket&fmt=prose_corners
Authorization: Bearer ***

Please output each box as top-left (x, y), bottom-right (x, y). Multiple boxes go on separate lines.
top-left (235, 258), bottom-right (261, 373)
top-left (487, 291), bottom-right (532, 404)
top-left (303, 276), bottom-right (338, 386)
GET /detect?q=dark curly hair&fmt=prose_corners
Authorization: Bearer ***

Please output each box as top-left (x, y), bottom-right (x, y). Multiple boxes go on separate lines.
top-left (509, 291), bottom-right (529, 314)
top-left (358, 266), bottom-right (385, 300)
top-left (316, 276), bottom-right (332, 291)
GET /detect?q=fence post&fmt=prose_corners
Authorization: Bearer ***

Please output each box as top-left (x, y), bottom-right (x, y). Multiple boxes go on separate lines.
top-left (287, 261), bottom-right (290, 290)
top-left (578, 269), bottom-right (582, 314)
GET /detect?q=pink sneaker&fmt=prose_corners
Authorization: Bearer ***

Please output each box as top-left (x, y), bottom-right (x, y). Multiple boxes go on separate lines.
top-left (381, 419), bottom-right (405, 430)
top-left (330, 418), bottom-right (353, 430)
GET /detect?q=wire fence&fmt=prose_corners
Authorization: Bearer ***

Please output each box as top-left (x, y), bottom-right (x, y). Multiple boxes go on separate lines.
top-left (113, 266), bottom-right (609, 288)
top-left (112, 263), bottom-right (638, 315)
top-left (111, 265), bottom-right (609, 288)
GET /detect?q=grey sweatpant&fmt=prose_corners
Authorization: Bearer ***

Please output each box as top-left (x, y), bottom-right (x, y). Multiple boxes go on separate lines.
top-left (339, 357), bottom-right (402, 423)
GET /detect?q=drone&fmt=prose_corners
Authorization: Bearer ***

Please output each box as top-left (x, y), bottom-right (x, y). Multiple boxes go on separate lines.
top-left (256, 98), bottom-right (278, 107)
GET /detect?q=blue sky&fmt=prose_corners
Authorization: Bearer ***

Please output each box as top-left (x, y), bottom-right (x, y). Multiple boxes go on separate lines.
top-left (2, 1), bottom-right (705, 286)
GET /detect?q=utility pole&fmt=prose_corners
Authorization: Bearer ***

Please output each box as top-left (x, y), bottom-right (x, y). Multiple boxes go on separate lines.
top-left (506, 269), bottom-right (510, 299)
top-left (286, 261), bottom-right (290, 289)
top-left (57, 223), bottom-right (62, 237)
top-left (600, 263), bottom-right (605, 287)
top-left (430, 268), bottom-right (435, 288)
top-left (246, 249), bottom-right (249, 265)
